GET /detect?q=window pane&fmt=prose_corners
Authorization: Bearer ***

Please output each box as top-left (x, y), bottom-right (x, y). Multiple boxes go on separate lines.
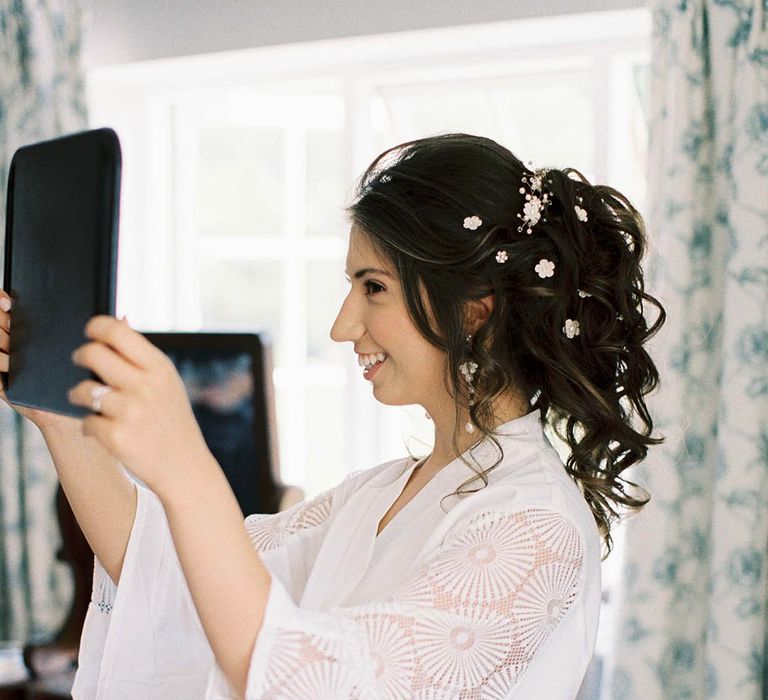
top-left (305, 383), bottom-right (346, 496)
top-left (372, 68), bottom-right (594, 174)
top-left (197, 258), bottom-right (285, 364)
top-left (628, 60), bottom-right (650, 215)
top-left (490, 71), bottom-right (594, 171)
top-left (306, 261), bottom-right (347, 363)
top-left (306, 129), bottom-right (349, 238)
top-left (372, 85), bottom-right (495, 148)
top-left (196, 128), bottom-right (284, 237)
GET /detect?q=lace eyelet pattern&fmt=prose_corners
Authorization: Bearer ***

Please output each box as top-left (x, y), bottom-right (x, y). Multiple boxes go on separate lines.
top-left (251, 507), bottom-right (585, 698)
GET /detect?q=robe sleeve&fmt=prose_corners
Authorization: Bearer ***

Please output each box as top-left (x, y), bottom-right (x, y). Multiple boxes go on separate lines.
top-left (72, 476), bottom-right (342, 699)
top-left (233, 505), bottom-right (588, 699)
top-left (240, 479), bottom-right (337, 602)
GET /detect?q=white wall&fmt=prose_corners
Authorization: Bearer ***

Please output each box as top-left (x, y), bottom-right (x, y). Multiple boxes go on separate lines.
top-left (81, 0), bottom-right (644, 68)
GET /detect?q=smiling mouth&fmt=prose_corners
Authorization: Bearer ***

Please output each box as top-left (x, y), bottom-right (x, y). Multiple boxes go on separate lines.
top-left (358, 352), bottom-right (387, 370)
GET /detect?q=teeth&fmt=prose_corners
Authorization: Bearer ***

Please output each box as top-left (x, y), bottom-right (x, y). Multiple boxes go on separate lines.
top-left (359, 352), bottom-right (387, 368)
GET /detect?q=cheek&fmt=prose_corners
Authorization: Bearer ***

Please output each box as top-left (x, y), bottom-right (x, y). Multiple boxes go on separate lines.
top-left (367, 308), bottom-right (402, 341)
top-left (369, 305), bottom-right (443, 372)
top-left (397, 328), bottom-right (445, 373)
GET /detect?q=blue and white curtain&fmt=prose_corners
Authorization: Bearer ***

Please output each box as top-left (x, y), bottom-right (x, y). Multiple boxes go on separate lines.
top-left (609, 1), bottom-right (768, 698)
top-left (0, 0), bottom-right (88, 641)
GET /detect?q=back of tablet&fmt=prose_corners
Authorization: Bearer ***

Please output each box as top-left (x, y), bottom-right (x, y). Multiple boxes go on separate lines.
top-left (2, 128), bottom-right (121, 417)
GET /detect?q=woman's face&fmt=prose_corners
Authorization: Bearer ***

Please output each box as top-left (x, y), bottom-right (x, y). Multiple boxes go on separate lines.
top-left (330, 225), bottom-right (448, 409)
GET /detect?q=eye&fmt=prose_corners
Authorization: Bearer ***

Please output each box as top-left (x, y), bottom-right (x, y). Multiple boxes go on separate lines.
top-left (364, 279), bottom-right (386, 296)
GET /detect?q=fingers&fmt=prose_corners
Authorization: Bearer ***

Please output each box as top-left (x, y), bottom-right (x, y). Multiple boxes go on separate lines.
top-left (0, 291), bottom-right (11, 333)
top-left (83, 315), bottom-right (167, 374)
top-left (72, 340), bottom-right (144, 391)
top-left (0, 290), bottom-right (9, 373)
top-left (0, 329), bottom-right (7, 373)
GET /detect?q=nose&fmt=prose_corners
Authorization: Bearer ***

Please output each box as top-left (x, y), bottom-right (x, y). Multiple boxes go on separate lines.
top-left (330, 292), bottom-right (364, 344)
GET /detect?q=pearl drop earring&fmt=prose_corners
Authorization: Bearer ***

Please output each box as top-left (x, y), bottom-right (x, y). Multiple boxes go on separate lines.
top-left (459, 333), bottom-right (478, 434)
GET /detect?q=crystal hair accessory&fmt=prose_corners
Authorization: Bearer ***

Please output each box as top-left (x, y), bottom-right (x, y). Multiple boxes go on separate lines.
top-left (563, 319), bottom-right (580, 339)
top-left (517, 164), bottom-right (553, 235)
top-left (535, 258), bottom-right (555, 279)
top-left (477, 162), bottom-right (590, 341)
top-left (463, 215), bottom-right (482, 230)
top-left (574, 196), bottom-right (588, 222)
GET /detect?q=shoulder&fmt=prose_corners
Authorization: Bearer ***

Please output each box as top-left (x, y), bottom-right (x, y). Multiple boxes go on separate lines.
top-left (421, 489), bottom-right (602, 630)
top-left (433, 442), bottom-right (602, 580)
top-left (501, 446), bottom-right (600, 542)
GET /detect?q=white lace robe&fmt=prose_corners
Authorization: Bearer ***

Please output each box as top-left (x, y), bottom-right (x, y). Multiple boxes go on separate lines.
top-left (71, 409), bottom-right (602, 699)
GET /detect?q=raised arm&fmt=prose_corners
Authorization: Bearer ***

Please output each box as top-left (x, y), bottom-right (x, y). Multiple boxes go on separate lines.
top-left (41, 421), bottom-right (137, 585)
top-left (0, 291), bottom-right (138, 586)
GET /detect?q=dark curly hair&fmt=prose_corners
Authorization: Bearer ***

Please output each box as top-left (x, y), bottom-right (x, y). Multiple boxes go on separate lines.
top-left (346, 133), bottom-right (666, 560)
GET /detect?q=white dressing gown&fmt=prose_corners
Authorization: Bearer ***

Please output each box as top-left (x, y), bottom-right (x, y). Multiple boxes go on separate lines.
top-left (71, 409), bottom-right (602, 699)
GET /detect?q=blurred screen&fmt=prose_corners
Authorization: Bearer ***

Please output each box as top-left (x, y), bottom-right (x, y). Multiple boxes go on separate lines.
top-left (166, 349), bottom-right (263, 515)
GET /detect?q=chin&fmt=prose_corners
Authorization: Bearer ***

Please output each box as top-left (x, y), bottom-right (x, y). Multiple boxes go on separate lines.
top-left (371, 383), bottom-right (413, 407)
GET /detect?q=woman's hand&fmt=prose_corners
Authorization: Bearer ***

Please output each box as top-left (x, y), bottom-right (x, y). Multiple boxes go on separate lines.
top-left (66, 315), bottom-right (214, 495)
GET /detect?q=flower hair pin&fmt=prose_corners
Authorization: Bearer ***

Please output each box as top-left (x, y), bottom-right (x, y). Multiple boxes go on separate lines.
top-left (535, 258), bottom-right (555, 279)
top-left (563, 319), bottom-right (580, 338)
top-left (463, 215), bottom-right (482, 230)
top-left (574, 196), bottom-right (588, 222)
top-left (517, 164), bottom-right (554, 235)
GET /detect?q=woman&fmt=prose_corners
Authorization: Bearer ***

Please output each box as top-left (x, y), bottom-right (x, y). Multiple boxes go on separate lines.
top-left (0, 133), bottom-right (665, 698)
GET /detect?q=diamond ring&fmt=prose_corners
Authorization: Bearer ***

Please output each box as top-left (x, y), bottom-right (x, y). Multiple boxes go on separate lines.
top-left (90, 384), bottom-right (112, 413)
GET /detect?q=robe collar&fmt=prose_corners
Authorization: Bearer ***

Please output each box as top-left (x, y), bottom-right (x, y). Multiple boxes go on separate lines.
top-left (369, 406), bottom-right (547, 489)
top-left (300, 408), bottom-right (549, 609)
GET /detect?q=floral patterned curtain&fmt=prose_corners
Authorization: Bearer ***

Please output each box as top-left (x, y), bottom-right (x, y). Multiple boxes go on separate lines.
top-left (0, 0), bottom-right (88, 641)
top-left (609, 1), bottom-right (768, 698)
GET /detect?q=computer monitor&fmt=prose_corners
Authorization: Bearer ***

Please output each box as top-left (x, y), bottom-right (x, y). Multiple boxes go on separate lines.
top-left (143, 332), bottom-right (284, 516)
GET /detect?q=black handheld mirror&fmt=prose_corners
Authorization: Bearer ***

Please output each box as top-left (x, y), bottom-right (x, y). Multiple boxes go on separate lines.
top-left (1, 127), bottom-right (121, 418)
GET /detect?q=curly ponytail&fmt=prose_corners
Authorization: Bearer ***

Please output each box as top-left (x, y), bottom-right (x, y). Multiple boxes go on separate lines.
top-left (517, 165), bottom-right (665, 556)
top-left (347, 133), bottom-right (666, 560)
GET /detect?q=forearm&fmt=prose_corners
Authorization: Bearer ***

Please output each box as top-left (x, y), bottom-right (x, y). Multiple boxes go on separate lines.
top-left (159, 455), bottom-right (270, 698)
top-left (41, 421), bottom-right (137, 585)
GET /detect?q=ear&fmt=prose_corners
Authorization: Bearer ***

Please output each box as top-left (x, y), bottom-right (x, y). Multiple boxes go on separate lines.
top-left (465, 294), bottom-right (495, 334)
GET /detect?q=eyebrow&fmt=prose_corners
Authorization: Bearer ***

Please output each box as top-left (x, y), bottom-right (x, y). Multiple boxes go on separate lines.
top-left (345, 267), bottom-right (395, 280)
